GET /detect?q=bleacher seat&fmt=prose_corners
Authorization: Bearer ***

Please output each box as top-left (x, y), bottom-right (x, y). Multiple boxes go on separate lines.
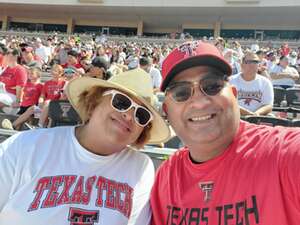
top-left (273, 87), bottom-right (286, 107)
top-left (164, 136), bottom-right (183, 149)
top-left (292, 120), bottom-right (300, 127)
top-left (286, 88), bottom-right (300, 107)
top-left (48, 100), bottom-right (81, 127)
top-left (244, 115), bottom-right (291, 127)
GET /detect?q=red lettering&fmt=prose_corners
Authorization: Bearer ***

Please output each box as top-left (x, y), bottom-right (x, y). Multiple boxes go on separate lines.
top-left (56, 175), bottom-right (77, 205)
top-left (28, 177), bottom-right (51, 211)
top-left (71, 176), bottom-right (84, 203)
top-left (95, 176), bottom-right (106, 207)
top-left (116, 183), bottom-right (125, 214)
top-left (82, 176), bottom-right (96, 204)
top-left (105, 179), bottom-right (116, 209)
top-left (42, 176), bottom-right (63, 208)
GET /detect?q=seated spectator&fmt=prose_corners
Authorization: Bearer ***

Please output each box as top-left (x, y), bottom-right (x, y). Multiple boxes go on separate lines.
top-left (256, 50), bottom-right (271, 79)
top-left (85, 56), bottom-right (110, 80)
top-left (2, 67), bottom-right (43, 130)
top-left (0, 49), bottom-right (27, 114)
top-left (139, 57), bottom-right (162, 92)
top-left (62, 50), bottom-right (83, 70)
top-left (270, 55), bottom-right (299, 89)
top-left (20, 46), bottom-right (42, 70)
top-left (229, 52), bottom-right (274, 116)
top-left (38, 64), bottom-right (65, 127)
top-left (0, 44), bottom-right (8, 74)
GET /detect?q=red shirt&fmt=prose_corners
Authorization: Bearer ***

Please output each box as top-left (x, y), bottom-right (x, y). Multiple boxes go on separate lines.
top-left (62, 63), bottom-right (83, 69)
top-left (151, 121), bottom-right (300, 225)
top-left (42, 79), bottom-right (65, 101)
top-left (0, 65), bottom-right (27, 95)
top-left (21, 82), bottom-right (43, 107)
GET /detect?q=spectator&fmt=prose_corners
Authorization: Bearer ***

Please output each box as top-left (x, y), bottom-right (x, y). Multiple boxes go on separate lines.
top-left (38, 64), bottom-right (65, 127)
top-left (151, 40), bottom-right (300, 225)
top-left (0, 68), bottom-right (170, 224)
top-left (85, 56), bottom-right (110, 80)
top-left (2, 67), bottom-right (43, 130)
top-left (270, 55), bottom-right (299, 89)
top-left (0, 49), bottom-right (27, 114)
top-left (139, 57), bottom-right (162, 92)
top-left (229, 52), bottom-right (274, 116)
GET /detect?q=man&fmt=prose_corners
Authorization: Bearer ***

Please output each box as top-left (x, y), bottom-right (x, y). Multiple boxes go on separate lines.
top-left (85, 56), bottom-right (110, 80)
top-left (0, 49), bottom-right (27, 114)
top-left (139, 57), bottom-right (162, 92)
top-left (34, 37), bottom-right (51, 65)
top-left (21, 46), bottom-right (42, 69)
top-left (270, 55), bottom-right (299, 89)
top-left (0, 68), bottom-right (170, 224)
top-left (229, 51), bottom-right (273, 116)
top-left (151, 41), bottom-right (300, 225)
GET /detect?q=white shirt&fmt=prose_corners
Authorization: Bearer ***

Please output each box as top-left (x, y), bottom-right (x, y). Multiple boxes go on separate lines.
top-left (271, 65), bottom-right (298, 86)
top-left (229, 73), bottom-right (274, 112)
top-left (35, 45), bottom-right (50, 64)
top-left (149, 67), bottom-right (162, 89)
top-left (0, 126), bottom-right (154, 225)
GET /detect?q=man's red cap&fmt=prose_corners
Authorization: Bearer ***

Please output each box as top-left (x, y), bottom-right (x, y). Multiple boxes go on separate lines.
top-left (161, 41), bottom-right (232, 91)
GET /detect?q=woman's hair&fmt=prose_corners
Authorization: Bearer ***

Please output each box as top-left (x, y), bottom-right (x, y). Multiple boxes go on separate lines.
top-left (51, 64), bottom-right (64, 76)
top-left (29, 67), bottom-right (42, 78)
top-left (77, 86), bottom-right (152, 148)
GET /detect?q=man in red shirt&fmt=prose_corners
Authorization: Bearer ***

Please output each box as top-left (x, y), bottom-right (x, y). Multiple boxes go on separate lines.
top-left (0, 49), bottom-right (27, 114)
top-left (151, 41), bottom-right (300, 225)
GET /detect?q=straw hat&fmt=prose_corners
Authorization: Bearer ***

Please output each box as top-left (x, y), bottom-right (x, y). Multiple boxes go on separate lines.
top-left (66, 68), bottom-right (170, 144)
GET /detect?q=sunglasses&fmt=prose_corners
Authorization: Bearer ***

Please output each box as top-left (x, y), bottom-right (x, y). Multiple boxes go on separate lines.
top-left (103, 90), bottom-right (153, 127)
top-left (243, 59), bottom-right (260, 64)
top-left (165, 74), bottom-right (226, 103)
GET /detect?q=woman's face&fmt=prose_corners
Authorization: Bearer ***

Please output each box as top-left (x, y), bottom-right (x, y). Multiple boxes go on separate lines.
top-left (86, 90), bottom-right (146, 152)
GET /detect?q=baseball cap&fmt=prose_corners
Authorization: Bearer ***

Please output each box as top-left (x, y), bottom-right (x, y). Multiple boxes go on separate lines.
top-left (161, 41), bottom-right (232, 91)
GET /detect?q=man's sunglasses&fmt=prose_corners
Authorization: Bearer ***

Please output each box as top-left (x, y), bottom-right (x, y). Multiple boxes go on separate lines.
top-left (103, 90), bottom-right (153, 127)
top-left (243, 59), bottom-right (260, 64)
top-left (165, 75), bottom-right (226, 103)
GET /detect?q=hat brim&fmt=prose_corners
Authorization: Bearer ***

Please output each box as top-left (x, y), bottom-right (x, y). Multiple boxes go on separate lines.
top-left (161, 55), bottom-right (232, 91)
top-left (66, 77), bottom-right (170, 144)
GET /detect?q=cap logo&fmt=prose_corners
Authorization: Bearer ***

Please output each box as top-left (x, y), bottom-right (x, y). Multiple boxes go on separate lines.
top-left (178, 41), bottom-right (200, 58)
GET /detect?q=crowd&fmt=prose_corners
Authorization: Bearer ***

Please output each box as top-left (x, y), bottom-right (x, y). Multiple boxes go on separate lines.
top-left (1, 34), bottom-right (300, 224)
top-left (0, 34), bottom-right (300, 129)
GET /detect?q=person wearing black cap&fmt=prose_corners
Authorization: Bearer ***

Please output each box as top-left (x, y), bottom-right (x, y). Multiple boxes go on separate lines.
top-left (85, 56), bottom-right (110, 80)
top-left (151, 41), bottom-right (300, 224)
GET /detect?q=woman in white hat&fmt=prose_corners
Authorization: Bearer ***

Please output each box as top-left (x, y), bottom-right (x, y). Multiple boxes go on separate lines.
top-left (0, 68), bottom-right (170, 225)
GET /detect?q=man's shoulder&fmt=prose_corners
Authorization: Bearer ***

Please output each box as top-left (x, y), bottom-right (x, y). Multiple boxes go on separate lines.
top-left (157, 147), bottom-right (188, 172)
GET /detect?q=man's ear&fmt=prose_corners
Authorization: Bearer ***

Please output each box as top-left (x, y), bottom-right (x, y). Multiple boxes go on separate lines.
top-left (231, 85), bottom-right (238, 98)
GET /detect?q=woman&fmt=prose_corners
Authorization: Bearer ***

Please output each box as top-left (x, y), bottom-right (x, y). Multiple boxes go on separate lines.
top-left (0, 68), bottom-right (170, 224)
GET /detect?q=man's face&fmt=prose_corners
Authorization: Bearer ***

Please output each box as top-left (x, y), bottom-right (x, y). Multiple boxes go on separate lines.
top-left (164, 66), bottom-right (239, 148)
top-left (241, 55), bottom-right (260, 76)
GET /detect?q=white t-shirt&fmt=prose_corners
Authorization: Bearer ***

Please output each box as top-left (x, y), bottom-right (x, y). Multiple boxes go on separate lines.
top-left (229, 73), bottom-right (274, 112)
top-left (35, 45), bottom-right (50, 64)
top-left (0, 126), bottom-right (154, 225)
top-left (149, 67), bottom-right (162, 89)
top-left (271, 65), bottom-right (298, 86)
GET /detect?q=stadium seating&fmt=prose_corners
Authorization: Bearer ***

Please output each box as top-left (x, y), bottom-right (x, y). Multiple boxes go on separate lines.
top-left (273, 87), bottom-right (286, 107)
top-left (244, 115), bottom-right (291, 127)
top-left (48, 100), bottom-right (81, 127)
top-left (286, 88), bottom-right (300, 108)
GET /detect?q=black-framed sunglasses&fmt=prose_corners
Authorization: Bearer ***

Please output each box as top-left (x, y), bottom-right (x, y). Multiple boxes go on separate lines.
top-left (165, 74), bottom-right (226, 103)
top-left (243, 59), bottom-right (260, 64)
top-left (102, 90), bottom-right (153, 127)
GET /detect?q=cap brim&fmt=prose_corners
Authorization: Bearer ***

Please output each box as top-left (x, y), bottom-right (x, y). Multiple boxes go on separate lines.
top-left (66, 77), bottom-right (171, 144)
top-left (161, 55), bottom-right (232, 91)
